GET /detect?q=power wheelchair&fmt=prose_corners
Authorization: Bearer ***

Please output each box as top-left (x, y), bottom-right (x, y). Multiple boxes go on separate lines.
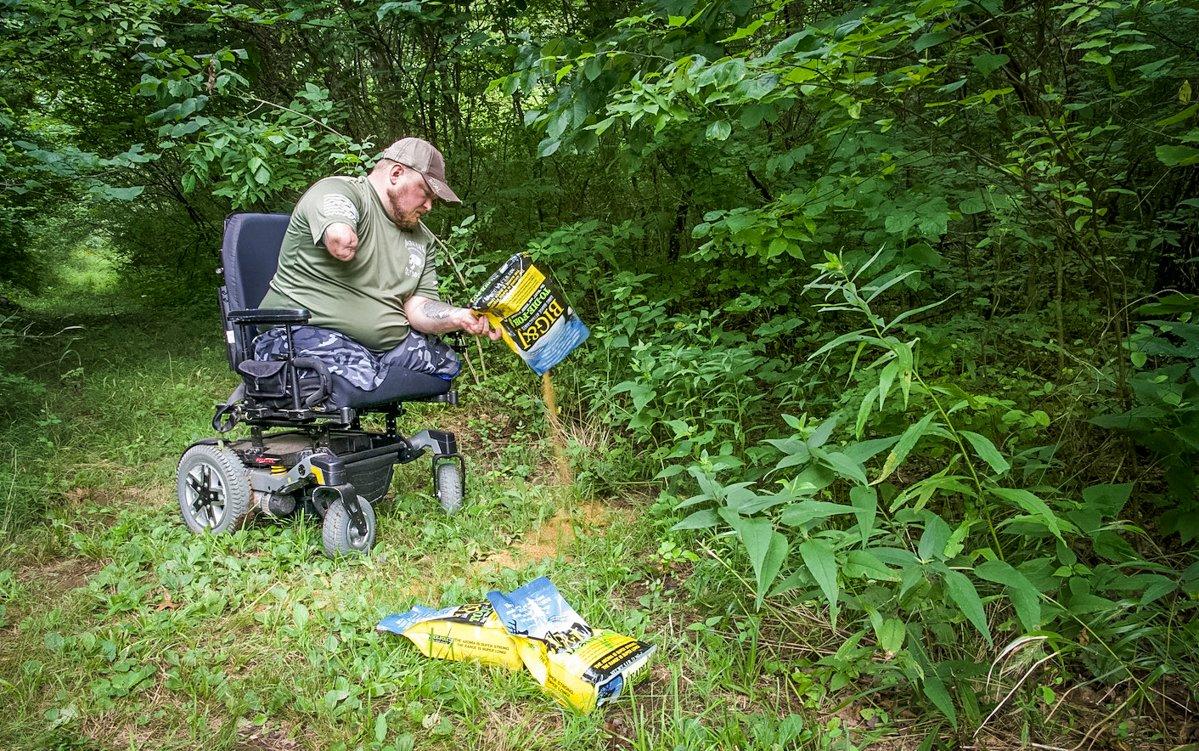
top-left (176, 213), bottom-right (465, 557)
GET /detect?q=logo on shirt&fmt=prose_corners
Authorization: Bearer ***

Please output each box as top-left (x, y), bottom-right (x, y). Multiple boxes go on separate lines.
top-left (322, 194), bottom-right (359, 223)
top-left (405, 240), bottom-right (425, 278)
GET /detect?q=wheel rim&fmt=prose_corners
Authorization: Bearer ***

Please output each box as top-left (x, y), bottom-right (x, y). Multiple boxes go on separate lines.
top-left (347, 506), bottom-right (369, 548)
top-left (185, 461), bottom-right (227, 528)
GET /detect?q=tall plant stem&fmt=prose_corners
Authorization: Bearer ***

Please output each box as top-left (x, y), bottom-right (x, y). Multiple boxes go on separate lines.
top-left (842, 267), bottom-right (1007, 561)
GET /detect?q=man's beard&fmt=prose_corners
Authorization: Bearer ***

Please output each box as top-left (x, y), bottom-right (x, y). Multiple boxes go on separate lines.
top-left (389, 194), bottom-right (422, 231)
top-left (394, 213), bottom-right (421, 231)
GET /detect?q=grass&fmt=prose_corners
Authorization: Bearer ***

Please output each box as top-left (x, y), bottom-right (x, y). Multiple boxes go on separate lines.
top-left (0, 249), bottom-right (861, 751)
top-left (4, 242), bottom-right (1191, 751)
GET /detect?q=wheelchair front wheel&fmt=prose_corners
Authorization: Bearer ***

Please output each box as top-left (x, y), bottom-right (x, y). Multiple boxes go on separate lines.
top-left (434, 461), bottom-right (464, 515)
top-left (177, 443), bottom-right (251, 534)
top-left (322, 496), bottom-right (376, 557)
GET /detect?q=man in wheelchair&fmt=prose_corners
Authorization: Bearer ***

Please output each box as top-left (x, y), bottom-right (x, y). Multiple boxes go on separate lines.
top-left (177, 138), bottom-right (498, 557)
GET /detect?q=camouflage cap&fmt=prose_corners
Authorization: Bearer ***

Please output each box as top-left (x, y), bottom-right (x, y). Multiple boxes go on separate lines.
top-left (380, 137), bottom-right (461, 205)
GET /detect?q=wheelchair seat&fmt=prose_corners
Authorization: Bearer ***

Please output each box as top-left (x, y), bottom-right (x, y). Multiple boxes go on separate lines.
top-left (219, 213), bottom-right (451, 411)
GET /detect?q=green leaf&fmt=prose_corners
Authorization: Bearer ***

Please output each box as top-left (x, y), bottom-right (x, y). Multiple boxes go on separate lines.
top-left (1156, 144), bottom-right (1199, 167)
top-left (584, 56), bottom-right (603, 81)
top-left (730, 516), bottom-right (789, 608)
top-left (913, 29), bottom-right (951, 52)
top-left (876, 412), bottom-right (935, 483)
top-left (844, 549), bottom-right (899, 581)
top-left (706, 120), bottom-right (732, 141)
top-left (874, 618), bottom-right (905, 655)
top-left (767, 437), bottom-right (810, 468)
top-left (882, 295), bottom-right (953, 332)
top-left (818, 449), bottom-right (869, 486)
top-left (1157, 103), bottom-right (1199, 128)
top-left (991, 487), bottom-right (1065, 539)
top-left (1082, 50), bottom-right (1112, 65)
top-left (975, 560), bottom-right (1041, 632)
top-left (849, 486), bottom-right (877, 545)
top-left (944, 570), bottom-right (992, 645)
top-left (918, 514), bottom-right (950, 560)
top-left (1111, 41), bottom-right (1155, 54)
top-left (806, 416), bottom-right (839, 448)
top-left (959, 194), bottom-right (988, 214)
top-left (671, 509), bottom-right (719, 530)
top-left (1139, 575), bottom-right (1176, 606)
top-left (755, 533), bottom-right (789, 609)
top-left (971, 53), bottom-right (1009, 75)
top-left (91, 185), bottom-right (145, 201)
top-left (923, 675), bottom-right (957, 727)
top-left (798, 538), bottom-right (839, 624)
top-left (779, 500), bottom-right (855, 527)
top-left (960, 431), bottom-right (1010, 475)
top-left (293, 603), bottom-right (309, 629)
top-left (375, 713), bottom-right (388, 743)
top-left (1081, 483), bottom-right (1132, 518)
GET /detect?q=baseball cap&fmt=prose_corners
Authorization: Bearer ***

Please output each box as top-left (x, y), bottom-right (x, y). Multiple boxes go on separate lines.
top-left (379, 137), bottom-right (461, 204)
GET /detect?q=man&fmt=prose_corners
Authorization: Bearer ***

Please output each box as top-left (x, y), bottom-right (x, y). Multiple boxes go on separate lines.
top-left (255, 137), bottom-right (499, 390)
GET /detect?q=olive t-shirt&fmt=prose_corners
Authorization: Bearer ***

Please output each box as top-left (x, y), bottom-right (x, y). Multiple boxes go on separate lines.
top-left (260, 176), bottom-right (440, 350)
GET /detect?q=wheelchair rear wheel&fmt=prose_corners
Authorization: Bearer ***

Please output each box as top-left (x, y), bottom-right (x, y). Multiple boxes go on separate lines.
top-left (177, 443), bottom-right (251, 534)
top-left (322, 495), bottom-right (376, 557)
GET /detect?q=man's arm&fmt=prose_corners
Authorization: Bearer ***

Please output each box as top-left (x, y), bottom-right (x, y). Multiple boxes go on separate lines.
top-left (322, 222), bottom-right (358, 261)
top-left (404, 295), bottom-right (501, 339)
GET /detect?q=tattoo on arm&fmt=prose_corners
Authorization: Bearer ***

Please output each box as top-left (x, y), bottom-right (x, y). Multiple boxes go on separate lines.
top-left (420, 298), bottom-right (456, 321)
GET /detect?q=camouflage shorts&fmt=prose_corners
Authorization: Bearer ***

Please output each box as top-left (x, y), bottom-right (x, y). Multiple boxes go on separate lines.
top-left (253, 326), bottom-right (461, 391)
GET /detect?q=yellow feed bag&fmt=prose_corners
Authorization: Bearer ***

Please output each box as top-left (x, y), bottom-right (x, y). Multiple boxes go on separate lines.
top-left (376, 602), bottom-right (523, 671)
top-left (488, 577), bottom-right (655, 713)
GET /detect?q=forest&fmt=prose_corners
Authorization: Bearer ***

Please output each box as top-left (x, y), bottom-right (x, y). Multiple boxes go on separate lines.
top-left (1, 0), bottom-right (1197, 748)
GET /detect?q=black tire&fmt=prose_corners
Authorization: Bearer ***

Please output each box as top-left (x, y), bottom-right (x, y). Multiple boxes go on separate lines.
top-left (321, 496), bottom-right (376, 557)
top-left (177, 443), bottom-right (252, 534)
top-left (435, 461), bottom-right (464, 514)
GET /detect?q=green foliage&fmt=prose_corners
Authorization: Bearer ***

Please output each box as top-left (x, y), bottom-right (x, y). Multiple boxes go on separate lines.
top-left (5, 0), bottom-right (1199, 745)
top-left (670, 254), bottom-right (1198, 733)
top-left (1093, 293), bottom-right (1199, 540)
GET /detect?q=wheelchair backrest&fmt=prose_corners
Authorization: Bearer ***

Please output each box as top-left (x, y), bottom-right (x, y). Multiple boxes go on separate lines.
top-left (222, 213), bottom-right (291, 310)
top-left (220, 213), bottom-right (291, 366)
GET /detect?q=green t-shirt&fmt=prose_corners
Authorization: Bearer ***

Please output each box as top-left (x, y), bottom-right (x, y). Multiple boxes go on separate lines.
top-left (260, 175), bottom-right (440, 350)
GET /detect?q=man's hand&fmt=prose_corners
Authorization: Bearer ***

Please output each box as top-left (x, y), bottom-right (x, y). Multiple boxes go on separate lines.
top-left (322, 223), bottom-right (359, 261)
top-left (405, 296), bottom-right (502, 339)
top-left (453, 308), bottom-right (503, 340)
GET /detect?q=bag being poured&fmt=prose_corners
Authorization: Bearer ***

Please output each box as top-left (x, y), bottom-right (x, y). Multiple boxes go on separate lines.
top-left (471, 254), bottom-right (589, 375)
top-left (487, 577), bottom-right (655, 713)
top-left (377, 602), bottom-right (523, 671)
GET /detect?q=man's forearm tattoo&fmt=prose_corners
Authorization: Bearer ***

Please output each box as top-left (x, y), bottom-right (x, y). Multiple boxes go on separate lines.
top-left (420, 298), bottom-right (456, 321)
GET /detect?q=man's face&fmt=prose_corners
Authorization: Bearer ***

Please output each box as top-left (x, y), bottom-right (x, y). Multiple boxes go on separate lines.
top-left (385, 165), bottom-right (434, 231)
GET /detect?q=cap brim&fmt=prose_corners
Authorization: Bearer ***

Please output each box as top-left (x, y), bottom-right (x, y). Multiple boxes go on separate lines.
top-left (423, 174), bottom-right (461, 205)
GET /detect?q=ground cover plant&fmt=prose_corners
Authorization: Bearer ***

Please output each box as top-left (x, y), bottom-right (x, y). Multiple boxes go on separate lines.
top-left (3, 0), bottom-right (1198, 748)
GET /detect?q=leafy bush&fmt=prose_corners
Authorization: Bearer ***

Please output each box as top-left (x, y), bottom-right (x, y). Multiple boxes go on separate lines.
top-left (671, 252), bottom-right (1199, 733)
top-left (1093, 294), bottom-right (1199, 541)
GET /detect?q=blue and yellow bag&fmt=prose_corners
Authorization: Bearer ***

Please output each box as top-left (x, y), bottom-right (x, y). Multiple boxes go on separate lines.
top-left (471, 254), bottom-right (589, 375)
top-left (487, 577), bottom-right (655, 713)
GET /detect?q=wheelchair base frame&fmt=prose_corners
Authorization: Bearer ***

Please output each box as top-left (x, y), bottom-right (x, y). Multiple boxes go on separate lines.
top-left (186, 420), bottom-right (462, 522)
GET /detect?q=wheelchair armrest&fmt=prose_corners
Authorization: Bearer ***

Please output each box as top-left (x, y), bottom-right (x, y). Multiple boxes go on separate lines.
top-left (227, 308), bottom-right (310, 325)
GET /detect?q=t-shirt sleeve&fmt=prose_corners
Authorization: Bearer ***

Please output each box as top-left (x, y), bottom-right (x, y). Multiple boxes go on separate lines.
top-left (296, 179), bottom-right (363, 247)
top-left (414, 240), bottom-right (441, 301)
